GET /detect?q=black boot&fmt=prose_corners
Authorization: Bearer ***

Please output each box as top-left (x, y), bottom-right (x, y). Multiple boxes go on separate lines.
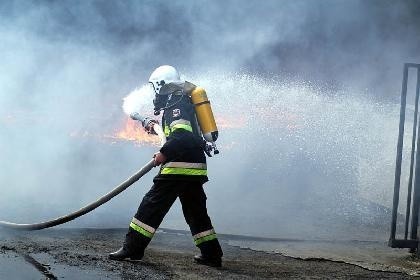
top-left (195, 239), bottom-right (223, 267)
top-left (109, 228), bottom-right (150, 261)
top-left (194, 255), bottom-right (222, 267)
top-left (109, 247), bottom-right (144, 261)
top-left (109, 227), bottom-right (151, 261)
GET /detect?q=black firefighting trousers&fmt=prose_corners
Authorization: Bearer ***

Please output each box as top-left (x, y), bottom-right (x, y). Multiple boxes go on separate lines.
top-left (124, 180), bottom-right (223, 259)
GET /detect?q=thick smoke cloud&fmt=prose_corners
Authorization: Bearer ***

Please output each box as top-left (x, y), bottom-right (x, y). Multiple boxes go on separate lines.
top-left (245, 0), bottom-right (420, 96)
top-left (0, 0), bottom-right (419, 240)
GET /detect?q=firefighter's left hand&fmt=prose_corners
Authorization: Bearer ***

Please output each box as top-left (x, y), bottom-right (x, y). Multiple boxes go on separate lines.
top-left (144, 120), bottom-right (158, 135)
top-left (153, 152), bottom-right (167, 166)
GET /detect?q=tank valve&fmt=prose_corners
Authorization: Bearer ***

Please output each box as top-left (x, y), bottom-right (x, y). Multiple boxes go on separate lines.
top-left (203, 141), bottom-right (219, 157)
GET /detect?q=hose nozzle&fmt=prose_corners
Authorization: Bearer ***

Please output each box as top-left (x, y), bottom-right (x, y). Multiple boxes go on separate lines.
top-left (130, 112), bottom-right (142, 121)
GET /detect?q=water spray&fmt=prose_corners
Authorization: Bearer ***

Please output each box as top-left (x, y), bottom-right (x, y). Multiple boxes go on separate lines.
top-left (0, 118), bottom-right (166, 231)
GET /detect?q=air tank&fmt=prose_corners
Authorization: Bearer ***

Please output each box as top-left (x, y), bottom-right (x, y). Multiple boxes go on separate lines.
top-left (190, 87), bottom-right (218, 143)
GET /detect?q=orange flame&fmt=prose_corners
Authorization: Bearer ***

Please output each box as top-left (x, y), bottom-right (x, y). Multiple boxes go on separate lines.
top-left (68, 115), bottom-right (248, 147)
top-left (107, 118), bottom-right (160, 146)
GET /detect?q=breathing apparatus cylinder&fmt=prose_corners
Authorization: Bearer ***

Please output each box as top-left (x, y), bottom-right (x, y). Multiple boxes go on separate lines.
top-left (190, 87), bottom-right (219, 151)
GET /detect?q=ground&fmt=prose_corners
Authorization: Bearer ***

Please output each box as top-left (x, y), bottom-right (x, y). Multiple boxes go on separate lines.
top-left (0, 228), bottom-right (418, 279)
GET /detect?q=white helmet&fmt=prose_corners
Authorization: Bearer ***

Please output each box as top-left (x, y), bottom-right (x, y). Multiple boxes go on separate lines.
top-left (149, 65), bottom-right (182, 95)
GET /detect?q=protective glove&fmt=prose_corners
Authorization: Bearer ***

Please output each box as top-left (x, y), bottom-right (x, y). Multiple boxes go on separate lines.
top-left (153, 152), bottom-right (167, 166)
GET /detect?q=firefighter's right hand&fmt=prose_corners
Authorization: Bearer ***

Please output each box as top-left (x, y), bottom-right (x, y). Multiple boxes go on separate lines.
top-left (153, 152), bottom-right (167, 166)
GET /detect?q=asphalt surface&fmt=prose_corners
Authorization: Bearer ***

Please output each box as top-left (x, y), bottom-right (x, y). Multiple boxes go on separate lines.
top-left (0, 228), bottom-right (418, 279)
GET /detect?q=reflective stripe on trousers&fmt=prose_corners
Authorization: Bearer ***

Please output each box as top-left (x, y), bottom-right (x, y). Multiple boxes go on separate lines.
top-left (129, 217), bottom-right (156, 239)
top-left (193, 229), bottom-right (217, 246)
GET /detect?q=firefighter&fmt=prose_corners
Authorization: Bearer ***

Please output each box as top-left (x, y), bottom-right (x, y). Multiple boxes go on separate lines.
top-left (109, 65), bottom-right (223, 267)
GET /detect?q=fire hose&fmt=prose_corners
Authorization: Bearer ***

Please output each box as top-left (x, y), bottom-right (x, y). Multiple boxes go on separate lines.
top-left (0, 117), bottom-right (166, 231)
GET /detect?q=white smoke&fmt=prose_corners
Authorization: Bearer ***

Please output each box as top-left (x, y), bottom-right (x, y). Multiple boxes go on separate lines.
top-left (122, 84), bottom-right (154, 116)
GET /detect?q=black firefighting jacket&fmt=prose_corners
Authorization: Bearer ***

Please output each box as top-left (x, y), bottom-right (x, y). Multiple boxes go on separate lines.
top-left (154, 82), bottom-right (208, 183)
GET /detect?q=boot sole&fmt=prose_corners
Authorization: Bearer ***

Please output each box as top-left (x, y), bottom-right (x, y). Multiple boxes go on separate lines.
top-left (194, 259), bottom-right (222, 267)
top-left (109, 256), bottom-right (143, 262)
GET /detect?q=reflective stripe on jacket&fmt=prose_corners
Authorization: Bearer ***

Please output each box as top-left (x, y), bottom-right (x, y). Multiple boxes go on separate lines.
top-left (164, 119), bottom-right (193, 137)
top-left (161, 162), bottom-right (207, 176)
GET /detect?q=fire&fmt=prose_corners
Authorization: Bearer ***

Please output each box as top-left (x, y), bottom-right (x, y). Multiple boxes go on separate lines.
top-left (107, 118), bottom-right (159, 146)
top-left (68, 115), bottom-right (248, 147)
